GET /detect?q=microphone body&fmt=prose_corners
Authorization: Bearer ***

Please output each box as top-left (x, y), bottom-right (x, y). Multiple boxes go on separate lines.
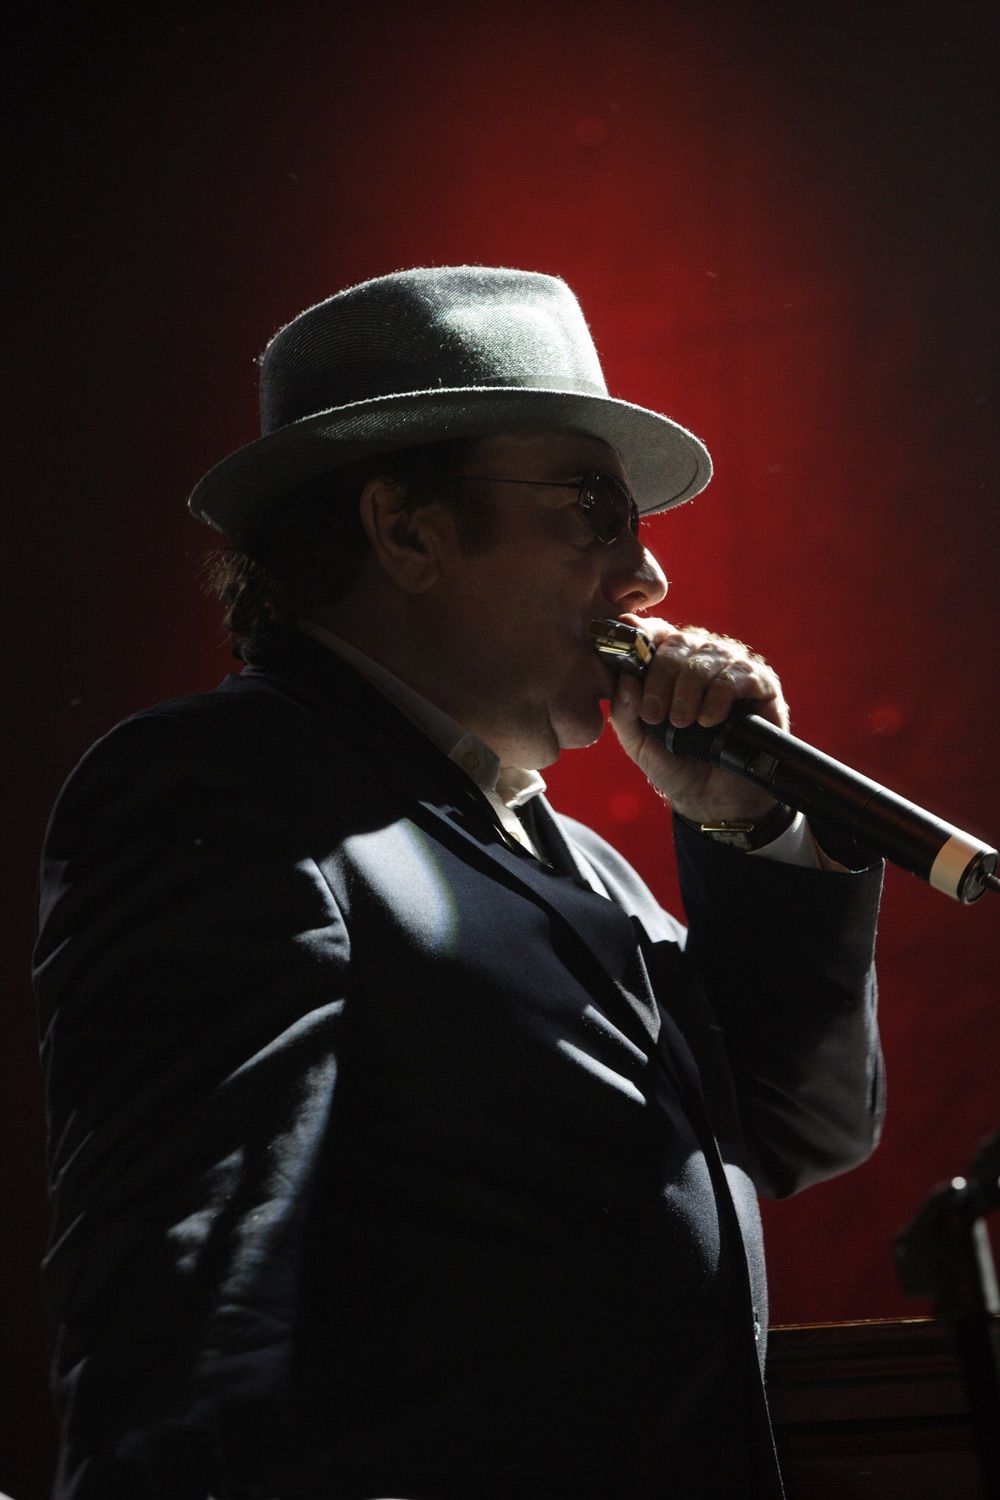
top-left (654, 710), bottom-right (996, 904)
top-left (589, 619), bottom-right (998, 904)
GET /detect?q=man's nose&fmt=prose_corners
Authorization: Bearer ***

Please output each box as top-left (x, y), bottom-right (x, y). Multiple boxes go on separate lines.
top-left (601, 540), bottom-right (668, 614)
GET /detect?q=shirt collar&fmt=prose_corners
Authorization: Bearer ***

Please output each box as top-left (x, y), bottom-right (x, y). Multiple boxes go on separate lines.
top-left (298, 621), bottom-right (546, 810)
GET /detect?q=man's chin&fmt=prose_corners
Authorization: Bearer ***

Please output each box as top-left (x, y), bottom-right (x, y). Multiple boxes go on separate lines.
top-left (550, 701), bottom-right (608, 755)
top-left (503, 696), bottom-right (605, 771)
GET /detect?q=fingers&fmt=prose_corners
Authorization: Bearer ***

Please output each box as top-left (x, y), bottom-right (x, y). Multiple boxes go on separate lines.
top-left (610, 669), bottom-right (648, 761)
top-left (620, 618), bottom-right (788, 732)
top-left (609, 617), bottom-right (791, 818)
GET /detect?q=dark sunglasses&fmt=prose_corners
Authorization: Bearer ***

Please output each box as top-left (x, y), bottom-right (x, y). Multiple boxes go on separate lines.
top-left (459, 469), bottom-right (641, 546)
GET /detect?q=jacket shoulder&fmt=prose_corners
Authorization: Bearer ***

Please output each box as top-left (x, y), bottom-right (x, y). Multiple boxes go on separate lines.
top-left (60, 671), bottom-right (327, 783)
top-left (40, 673), bottom-right (338, 869)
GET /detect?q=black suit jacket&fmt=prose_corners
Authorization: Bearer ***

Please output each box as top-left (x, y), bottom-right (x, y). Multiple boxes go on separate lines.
top-left (34, 628), bottom-right (884, 1499)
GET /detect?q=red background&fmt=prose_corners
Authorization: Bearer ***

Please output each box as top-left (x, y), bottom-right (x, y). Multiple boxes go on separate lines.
top-left (7, 3), bottom-right (999, 1494)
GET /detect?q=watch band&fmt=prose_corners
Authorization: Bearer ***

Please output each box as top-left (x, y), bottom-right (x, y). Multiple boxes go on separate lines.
top-left (675, 801), bottom-right (796, 852)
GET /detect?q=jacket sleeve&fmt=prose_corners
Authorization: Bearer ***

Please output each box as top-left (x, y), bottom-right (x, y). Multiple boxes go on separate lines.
top-left (33, 706), bottom-right (351, 1484)
top-left (672, 816), bottom-right (885, 1199)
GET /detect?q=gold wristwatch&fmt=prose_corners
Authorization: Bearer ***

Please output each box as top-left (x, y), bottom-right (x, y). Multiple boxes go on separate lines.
top-left (676, 802), bottom-right (796, 852)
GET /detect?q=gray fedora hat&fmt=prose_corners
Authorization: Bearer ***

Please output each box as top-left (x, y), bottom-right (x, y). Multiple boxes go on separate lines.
top-left (188, 265), bottom-right (712, 535)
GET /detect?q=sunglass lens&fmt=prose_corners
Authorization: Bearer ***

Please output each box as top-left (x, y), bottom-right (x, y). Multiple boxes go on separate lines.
top-left (581, 472), bottom-right (640, 543)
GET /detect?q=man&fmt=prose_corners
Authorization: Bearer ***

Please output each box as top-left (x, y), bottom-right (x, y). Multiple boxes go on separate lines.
top-left (34, 267), bottom-right (884, 1499)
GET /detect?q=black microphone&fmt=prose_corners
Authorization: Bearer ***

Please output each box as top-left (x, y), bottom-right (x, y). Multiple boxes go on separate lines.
top-left (590, 619), bottom-right (998, 904)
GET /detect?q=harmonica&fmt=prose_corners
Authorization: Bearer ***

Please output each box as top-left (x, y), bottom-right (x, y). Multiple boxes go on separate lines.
top-left (588, 618), bottom-right (655, 678)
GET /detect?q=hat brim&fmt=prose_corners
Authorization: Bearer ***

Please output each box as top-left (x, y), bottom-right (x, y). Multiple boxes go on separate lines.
top-left (187, 386), bottom-right (712, 535)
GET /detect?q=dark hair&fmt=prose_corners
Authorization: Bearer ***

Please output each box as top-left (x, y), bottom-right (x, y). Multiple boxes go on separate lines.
top-left (205, 438), bottom-right (490, 646)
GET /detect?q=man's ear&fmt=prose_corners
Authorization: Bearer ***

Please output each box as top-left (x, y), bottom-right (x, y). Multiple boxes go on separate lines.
top-left (359, 477), bottom-right (449, 594)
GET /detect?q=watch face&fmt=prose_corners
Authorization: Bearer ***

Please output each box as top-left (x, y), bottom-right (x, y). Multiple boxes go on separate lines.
top-left (700, 824), bottom-right (755, 851)
top-left (699, 806), bottom-right (795, 852)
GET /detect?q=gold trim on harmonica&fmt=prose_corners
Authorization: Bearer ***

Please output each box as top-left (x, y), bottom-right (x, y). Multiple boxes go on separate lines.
top-left (588, 619), bottom-right (655, 677)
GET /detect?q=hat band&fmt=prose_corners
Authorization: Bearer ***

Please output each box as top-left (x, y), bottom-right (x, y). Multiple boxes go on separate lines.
top-left (266, 368), bottom-right (610, 434)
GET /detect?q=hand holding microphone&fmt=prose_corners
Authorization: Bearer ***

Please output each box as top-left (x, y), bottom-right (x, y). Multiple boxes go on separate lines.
top-left (593, 617), bottom-right (998, 904)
